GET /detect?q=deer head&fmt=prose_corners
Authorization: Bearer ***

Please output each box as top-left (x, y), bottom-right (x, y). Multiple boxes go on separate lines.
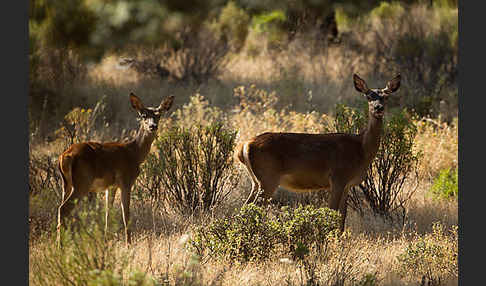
top-left (353, 74), bottom-right (401, 119)
top-left (129, 92), bottom-right (175, 133)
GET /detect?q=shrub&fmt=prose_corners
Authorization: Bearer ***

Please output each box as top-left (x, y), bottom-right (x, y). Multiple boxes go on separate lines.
top-left (29, 150), bottom-right (62, 197)
top-left (397, 223), bottom-right (458, 285)
top-left (251, 10), bottom-right (288, 51)
top-left (277, 205), bottom-right (342, 254)
top-left (190, 204), bottom-right (341, 262)
top-left (169, 94), bottom-right (224, 129)
top-left (213, 1), bottom-right (250, 52)
top-left (331, 104), bottom-right (421, 221)
top-left (357, 109), bottom-right (421, 220)
top-left (430, 167), bottom-right (458, 199)
top-left (191, 203), bottom-right (278, 262)
top-left (54, 96), bottom-right (109, 146)
top-left (233, 84), bottom-right (279, 115)
top-left (331, 103), bottom-right (368, 134)
top-left (57, 107), bottom-right (94, 143)
top-left (160, 27), bottom-right (230, 84)
top-left (138, 122), bottom-right (238, 215)
top-left (370, 2), bottom-right (405, 20)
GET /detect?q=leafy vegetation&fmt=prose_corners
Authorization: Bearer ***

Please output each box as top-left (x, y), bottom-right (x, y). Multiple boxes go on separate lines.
top-left (430, 167), bottom-right (458, 199)
top-left (138, 122), bottom-right (238, 215)
top-left (190, 204), bottom-right (341, 262)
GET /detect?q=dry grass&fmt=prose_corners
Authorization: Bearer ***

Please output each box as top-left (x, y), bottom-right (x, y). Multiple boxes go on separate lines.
top-left (30, 213), bottom-right (458, 285)
top-left (414, 118), bottom-right (458, 181)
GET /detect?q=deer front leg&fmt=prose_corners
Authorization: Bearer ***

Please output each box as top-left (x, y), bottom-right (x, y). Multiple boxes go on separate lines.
top-left (329, 179), bottom-right (347, 232)
top-left (104, 187), bottom-right (117, 236)
top-left (120, 184), bottom-right (132, 246)
top-left (338, 186), bottom-right (351, 232)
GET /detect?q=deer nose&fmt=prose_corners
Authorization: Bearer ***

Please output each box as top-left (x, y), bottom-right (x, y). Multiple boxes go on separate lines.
top-left (149, 124), bottom-right (158, 131)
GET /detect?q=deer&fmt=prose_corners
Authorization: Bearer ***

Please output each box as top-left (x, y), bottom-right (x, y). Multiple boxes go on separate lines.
top-left (236, 74), bottom-right (401, 231)
top-left (57, 92), bottom-right (175, 246)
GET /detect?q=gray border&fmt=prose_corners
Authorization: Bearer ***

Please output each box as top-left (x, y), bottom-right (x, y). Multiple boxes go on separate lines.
top-left (458, 1), bottom-right (478, 285)
top-left (4, 0), bottom-right (29, 284)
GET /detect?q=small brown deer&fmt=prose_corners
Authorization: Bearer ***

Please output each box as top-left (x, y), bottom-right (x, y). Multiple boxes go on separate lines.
top-left (236, 74), bottom-right (401, 231)
top-left (57, 92), bottom-right (174, 246)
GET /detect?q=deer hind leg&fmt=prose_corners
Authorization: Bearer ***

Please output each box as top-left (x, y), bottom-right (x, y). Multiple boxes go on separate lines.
top-left (57, 177), bottom-right (71, 247)
top-left (244, 176), bottom-right (261, 205)
top-left (57, 182), bottom-right (89, 247)
top-left (245, 177), bottom-right (280, 205)
top-left (247, 171), bottom-right (280, 206)
top-left (87, 192), bottom-right (97, 204)
top-left (259, 176), bottom-right (280, 205)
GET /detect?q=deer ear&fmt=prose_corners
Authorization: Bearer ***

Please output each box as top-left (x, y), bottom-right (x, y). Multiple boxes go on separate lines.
top-left (353, 74), bottom-right (370, 94)
top-left (383, 74), bottom-right (401, 95)
top-left (158, 95), bottom-right (175, 112)
top-left (129, 92), bottom-right (145, 111)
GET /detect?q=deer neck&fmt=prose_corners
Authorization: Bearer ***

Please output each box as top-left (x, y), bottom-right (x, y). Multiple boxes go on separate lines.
top-left (361, 113), bottom-right (383, 162)
top-left (130, 126), bottom-right (157, 165)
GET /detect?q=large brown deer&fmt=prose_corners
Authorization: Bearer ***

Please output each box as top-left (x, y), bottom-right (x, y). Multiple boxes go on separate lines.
top-left (57, 92), bottom-right (174, 246)
top-left (236, 74), bottom-right (401, 231)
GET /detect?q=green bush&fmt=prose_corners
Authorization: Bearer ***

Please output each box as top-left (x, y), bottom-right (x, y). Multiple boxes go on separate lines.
top-left (138, 122), bottom-right (238, 215)
top-left (430, 168), bottom-right (458, 199)
top-left (370, 2), bottom-right (405, 20)
top-left (190, 204), bottom-right (341, 262)
top-left (251, 10), bottom-right (288, 51)
top-left (277, 205), bottom-right (341, 254)
top-left (191, 203), bottom-right (278, 262)
top-left (160, 27), bottom-right (230, 84)
top-left (214, 1), bottom-right (250, 52)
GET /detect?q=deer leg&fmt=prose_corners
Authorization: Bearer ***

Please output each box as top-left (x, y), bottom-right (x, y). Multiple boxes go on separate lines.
top-left (105, 189), bottom-right (109, 236)
top-left (120, 184), bottom-right (132, 246)
top-left (338, 186), bottom-right (351, 232)
top-left (329, 179), bottom-right (346, 231)
top-left (104, 187), bottom-right (117, 236)
top-left (109, 188), bottom-right (117, 207)
top-left (245, 177), bottom-right (261, 205)
top-left (258, 177), bottom-right (280, 205)
top-left (87, 192), bottom-right (97, 204)
top-left (57, 187), bottom-right (86, 247)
